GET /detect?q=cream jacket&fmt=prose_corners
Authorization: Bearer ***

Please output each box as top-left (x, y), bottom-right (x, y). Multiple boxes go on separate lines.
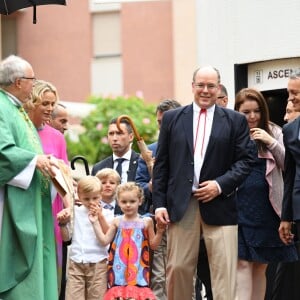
top-left (258, 123), bottom-right (284, 217)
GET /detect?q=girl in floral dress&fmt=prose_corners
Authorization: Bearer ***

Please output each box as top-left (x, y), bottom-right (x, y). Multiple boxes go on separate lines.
top-left (89, 182), bottom-right (166, 300)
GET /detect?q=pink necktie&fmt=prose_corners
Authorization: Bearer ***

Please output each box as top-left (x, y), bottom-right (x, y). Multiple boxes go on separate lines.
top-left (194, 108), bottom-right (207, 157)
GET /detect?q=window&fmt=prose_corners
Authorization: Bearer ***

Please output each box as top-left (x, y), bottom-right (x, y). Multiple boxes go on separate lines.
top-left (91, 9), bottom-right (123, 96)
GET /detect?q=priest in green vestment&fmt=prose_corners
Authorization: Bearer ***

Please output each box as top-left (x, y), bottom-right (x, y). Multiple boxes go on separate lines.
top-left (0, 55), bottom-right (59, 300)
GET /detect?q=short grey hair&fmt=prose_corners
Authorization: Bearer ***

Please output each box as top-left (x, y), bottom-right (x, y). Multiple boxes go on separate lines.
top-left (52, 103), bottom-right (67, 118)
top-left (0, 55), bottom-right (32, 87)
top-left (219, 84), bottom-right (228, 96)
top-left (290, 68), bottom-right (300, 80)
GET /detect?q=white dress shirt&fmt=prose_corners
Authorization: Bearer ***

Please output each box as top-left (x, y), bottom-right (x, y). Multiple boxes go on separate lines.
top-left (101, 199), bottom-right (116, 220)
top-left (113, 149), bottom-right (132, 183)
top-left (193, 102), bottom-right (215, 189)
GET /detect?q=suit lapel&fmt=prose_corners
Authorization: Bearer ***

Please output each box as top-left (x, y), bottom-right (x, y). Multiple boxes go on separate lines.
top-left (109, 156), bottom-right (114, 168)
top-left (204, 106), bottom-right (225, 161)
top-left (182, 105), bottom-right (194, 157)
top-left (295, 118), bottom-right (300, 141)
top-left (181, 105), bottom-right (225, 163)
top-left (289, 117), bottom-right (300, 148)
top-left (285, 118), bottom-right (299, 141)
top-left (127, 152), bottom-right (138, 181)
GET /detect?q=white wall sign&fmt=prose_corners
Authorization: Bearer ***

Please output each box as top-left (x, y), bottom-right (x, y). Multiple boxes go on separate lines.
top-left (248, 58), bottom-right (300, 91)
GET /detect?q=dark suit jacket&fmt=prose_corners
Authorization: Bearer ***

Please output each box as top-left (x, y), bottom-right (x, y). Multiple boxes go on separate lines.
top-left (135, 142), bottom-right (157, 210)
top-left (152, 104), bottom-right (254, 225)
top-left (281, 118), bottom-right (300, 221)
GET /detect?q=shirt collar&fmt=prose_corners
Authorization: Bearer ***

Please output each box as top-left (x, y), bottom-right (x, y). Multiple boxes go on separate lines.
top-left (113, 149), bottom-right (132, 162)
top-left (101, 200), bottom-right (116, 208)
top-left (0, 89), bottom-right (22, 107)
top-left (193, 102), bottom-right (215, 116)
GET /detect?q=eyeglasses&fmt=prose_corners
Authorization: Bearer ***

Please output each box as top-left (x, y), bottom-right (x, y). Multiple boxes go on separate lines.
top-left (21, 76), bottom-right (36, 82)
top-left (194, 83), bottom-right (217, 90)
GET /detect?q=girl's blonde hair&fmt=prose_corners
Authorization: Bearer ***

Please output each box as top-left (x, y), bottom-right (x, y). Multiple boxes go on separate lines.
top-left (24, 79), bottom-right (58, 111)
top-left (116, 182), bottom-right (144, 203)
top-left (77, 176), bottom-right (102, 195)
top-left (95, 168), bottom-right (121, 184)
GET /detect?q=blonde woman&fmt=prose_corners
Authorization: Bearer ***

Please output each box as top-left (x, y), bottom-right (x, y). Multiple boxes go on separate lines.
top-left (24, 80), bottom-right (69, 297)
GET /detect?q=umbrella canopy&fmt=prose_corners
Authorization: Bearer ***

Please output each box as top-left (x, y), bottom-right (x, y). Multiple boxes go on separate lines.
top-left (0, 0), bottom-right (66, 23)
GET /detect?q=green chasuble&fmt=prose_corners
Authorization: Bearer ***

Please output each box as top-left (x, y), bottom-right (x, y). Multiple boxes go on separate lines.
top-left (0, 91), bottom-right (58, 299)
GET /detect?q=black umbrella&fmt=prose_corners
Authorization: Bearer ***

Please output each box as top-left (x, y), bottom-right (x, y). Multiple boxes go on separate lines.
top-left (0, 0), bottom-right (66, 24)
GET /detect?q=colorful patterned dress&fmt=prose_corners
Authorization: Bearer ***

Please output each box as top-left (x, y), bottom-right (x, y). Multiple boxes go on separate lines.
top-left (104, 216), bottom-right (156, 300)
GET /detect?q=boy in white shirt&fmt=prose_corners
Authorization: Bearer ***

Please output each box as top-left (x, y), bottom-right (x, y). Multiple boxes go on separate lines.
top-left (57, 176), bottom-right (113, 300)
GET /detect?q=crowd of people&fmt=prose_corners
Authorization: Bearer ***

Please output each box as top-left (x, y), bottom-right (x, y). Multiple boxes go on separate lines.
top-left (0, 54), bottom-right (300, 300)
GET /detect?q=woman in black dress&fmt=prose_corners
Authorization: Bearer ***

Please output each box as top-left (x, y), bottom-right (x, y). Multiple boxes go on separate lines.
top-left (234, 88), bottom-right (298, 300)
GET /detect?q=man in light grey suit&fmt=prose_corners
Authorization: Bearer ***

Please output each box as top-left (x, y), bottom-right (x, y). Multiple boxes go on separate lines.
top-left (279, 69), bottom-right (300, 244)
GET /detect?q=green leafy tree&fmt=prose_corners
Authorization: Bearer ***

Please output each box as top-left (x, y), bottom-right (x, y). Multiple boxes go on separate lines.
top-left (66, 96), bottom-right (158, 165)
